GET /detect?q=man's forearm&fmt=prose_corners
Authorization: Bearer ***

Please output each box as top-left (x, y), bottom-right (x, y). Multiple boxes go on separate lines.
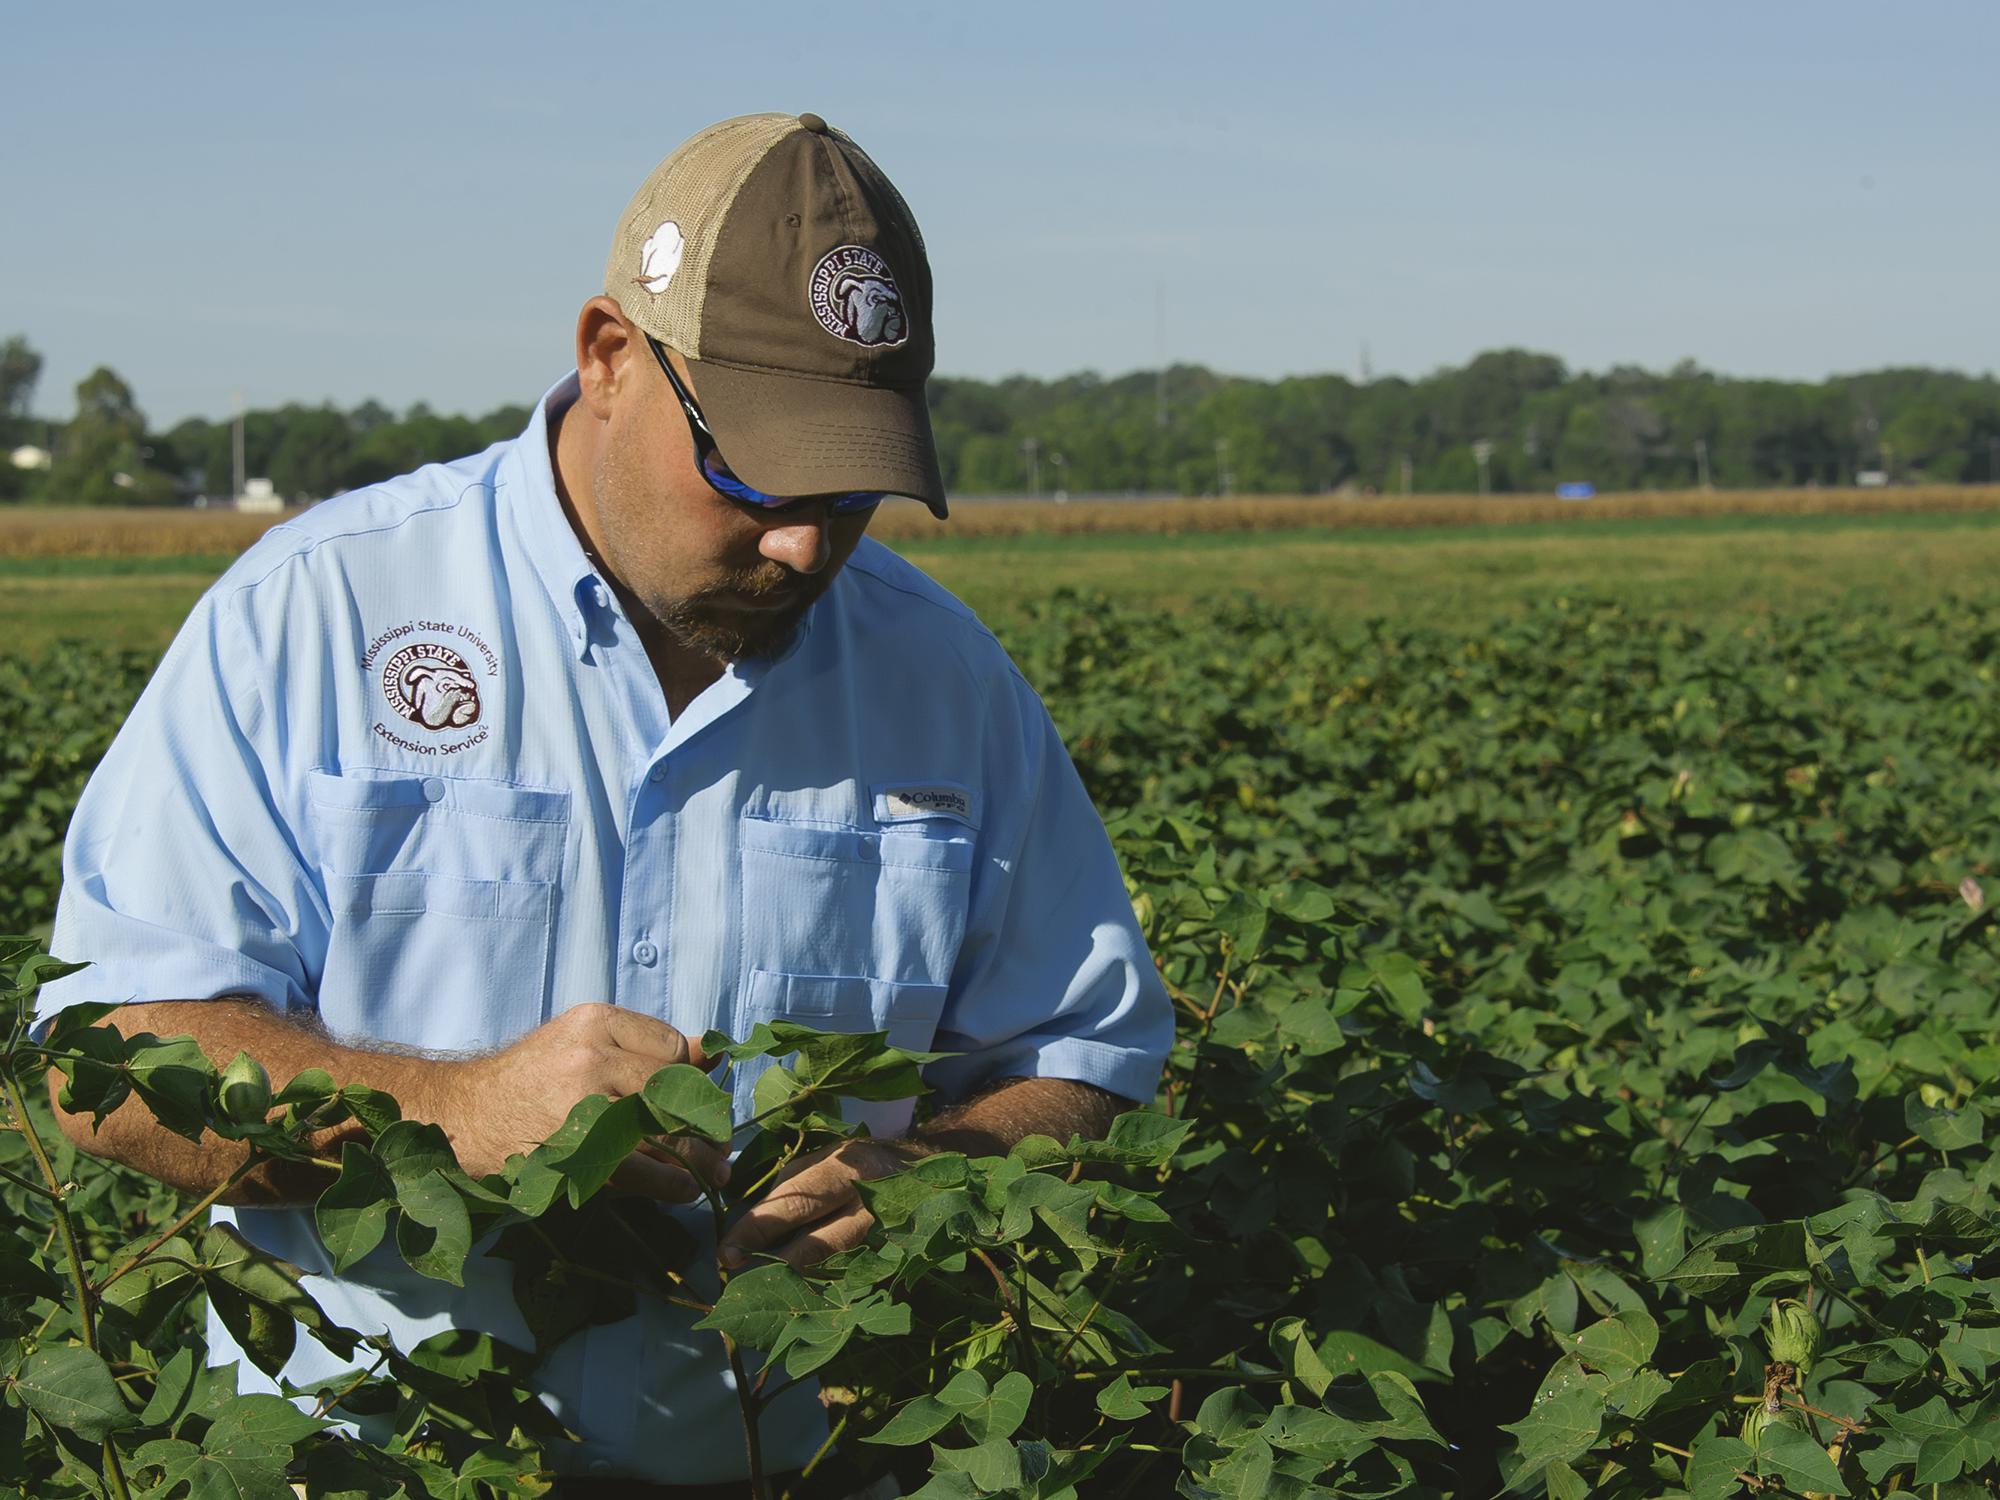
top-left (43, 998), bottom-right (724, 1212)
top-left (43, 999), bottom-right (460, 1206)
top-left (908, 1076), bottom-right (1128, 1158)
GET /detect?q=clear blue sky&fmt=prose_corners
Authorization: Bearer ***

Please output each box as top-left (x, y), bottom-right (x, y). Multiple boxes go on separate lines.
top-left (5, 1), bottom-right (1995, 426)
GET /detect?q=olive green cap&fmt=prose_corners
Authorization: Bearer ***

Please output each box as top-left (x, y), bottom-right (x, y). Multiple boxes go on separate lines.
top-left (604, 112), bottom-right (946, 517)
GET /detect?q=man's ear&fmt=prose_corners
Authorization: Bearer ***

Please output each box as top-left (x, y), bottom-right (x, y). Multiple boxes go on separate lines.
top-left (574, 296), bottom-right (637, 421)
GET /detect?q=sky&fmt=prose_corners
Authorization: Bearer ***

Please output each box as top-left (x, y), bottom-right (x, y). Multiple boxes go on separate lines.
top-left (4, 1), bottom-right (1997, 427)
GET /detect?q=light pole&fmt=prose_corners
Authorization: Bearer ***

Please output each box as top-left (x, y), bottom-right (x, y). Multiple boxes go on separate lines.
top-left (1215, 437), bottom-right (1232, 496)
top-left (1472, 440), bottom-right (1494, 496)
top-left (1022, 436), bottom-right (1040, 498)
top-left (232, 392), bottom-right (246, 504)
top-left (1050, 452), bottom-right (1068, 503)
top-left (1694, 437), bottom-right (1711, 492)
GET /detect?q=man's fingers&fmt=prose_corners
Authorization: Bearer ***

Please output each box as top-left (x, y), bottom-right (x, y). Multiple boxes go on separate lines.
top-left (597, 1041), bottom-right (714, 1103)
top-left (640, 1134), bottom-right (730, 1188)
top-left (600, 1006), bottom-right (709, 1071)
top-left (768, 1205), bottom-right (874, 1271)
top-left (720, 1157), bottom-right (859, 1264)
top-left (598, 1051), bottom-right (667, 1101)
top-left (609, 1149), bottom-right (707, 1204)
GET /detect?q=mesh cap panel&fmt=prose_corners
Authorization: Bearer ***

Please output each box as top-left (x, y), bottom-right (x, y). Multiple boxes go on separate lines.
top-left (604, 113), bottom-right (796, 358)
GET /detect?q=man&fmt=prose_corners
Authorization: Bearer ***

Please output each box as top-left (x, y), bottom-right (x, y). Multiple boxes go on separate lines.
top-left (40, 112), bottom-right (1172, 1491)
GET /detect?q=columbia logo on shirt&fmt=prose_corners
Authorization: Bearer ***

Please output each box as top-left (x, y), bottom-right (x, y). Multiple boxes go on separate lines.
top-left (877, 784), bottom-right (973, 824)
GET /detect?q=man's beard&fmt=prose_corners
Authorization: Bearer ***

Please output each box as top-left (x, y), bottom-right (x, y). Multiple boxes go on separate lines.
top-left (591, 447), bottom-right (825, 662)
top-left (653, 563), bottom-right (826, 664)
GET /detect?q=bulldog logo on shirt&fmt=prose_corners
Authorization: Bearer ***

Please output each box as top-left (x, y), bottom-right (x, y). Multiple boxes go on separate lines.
top-left (362, 620), bottom-right (500, 757)
top-left (383, 644), bottom-right (481, 730)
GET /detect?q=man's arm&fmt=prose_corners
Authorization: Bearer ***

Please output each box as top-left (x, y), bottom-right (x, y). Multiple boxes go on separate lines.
top-left (911, 1075), bottom-right (1125, 1159)
top-left (718, 1076), bottom-right (1127, 1270)
top-left (46, 999), bottom-right (727, 1206)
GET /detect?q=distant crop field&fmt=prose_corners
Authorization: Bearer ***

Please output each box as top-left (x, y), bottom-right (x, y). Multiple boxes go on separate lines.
top-left (0, 506), bottom-right (285, 557)
top-left (6, 483), bottom-right (2000, 556)
top-left (6, 504), bottom-right (2000, 658)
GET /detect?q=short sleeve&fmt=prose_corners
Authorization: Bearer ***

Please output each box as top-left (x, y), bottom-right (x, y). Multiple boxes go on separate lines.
top-left (39, 590), bottom-right (325, 1027)
top-left (925, 676), bottom-right (1172, 1106)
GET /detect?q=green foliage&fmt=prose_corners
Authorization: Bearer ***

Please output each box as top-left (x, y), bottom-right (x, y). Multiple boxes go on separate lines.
top-left (150, 400), bottom-right (532, 504)
top-left (0, 646), bottom-right (158, 936)
top-left (0, 335), bottom-right (41, 421)
top-left (45, 366), bottom-right (177, 507)
top-left (7, 589), bottom-right (2000, 1495)
top-left (11, 321), bottom-right (2000, 504)
top-left (929, 353), bottom-right (2000, 493)
top-left (0, 938), bottom-right (1209, 1498)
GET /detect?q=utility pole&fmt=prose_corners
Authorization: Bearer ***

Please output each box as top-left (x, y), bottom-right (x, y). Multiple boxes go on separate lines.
top-left (1154, 283), bottom-right (1169, 430)
top-left (1472, 440), bottom-right (1494, 496)
top-left (1989, 436), bottom-right (1999, 485)
top-left (1050, 452), bottom-right (1068, 502)
top-left (231, 392), bottom-right (246, 503)
top-left (1359, 341), bottom-right (1373, 384)
top-left (1022, 435), bottom-right (1040, 497)
top-left (1400, 454), bottom-right (1413, 495)
top-left (1215, 437), bottom-right (1232, 496)
top-left (1694, 437), bottom-right (1711, 491)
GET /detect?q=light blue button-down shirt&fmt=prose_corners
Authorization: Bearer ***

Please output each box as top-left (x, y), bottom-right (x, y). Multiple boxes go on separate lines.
top-left (43, 375), bottom-right (1171, 1483)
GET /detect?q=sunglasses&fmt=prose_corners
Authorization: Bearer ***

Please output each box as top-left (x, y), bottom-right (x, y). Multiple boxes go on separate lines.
top-left (646, 336), bottom-right (886, 517)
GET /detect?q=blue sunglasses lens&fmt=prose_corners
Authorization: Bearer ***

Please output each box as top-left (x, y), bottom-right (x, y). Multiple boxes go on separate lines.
top-left (699, 450), bottom-right (883, 515)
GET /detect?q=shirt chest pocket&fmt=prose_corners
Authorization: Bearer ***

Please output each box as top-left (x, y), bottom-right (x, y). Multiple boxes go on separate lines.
top-left (737, 815), bottom-right (974, 990)
top-left (306, 771), bottom-right (570, 1051)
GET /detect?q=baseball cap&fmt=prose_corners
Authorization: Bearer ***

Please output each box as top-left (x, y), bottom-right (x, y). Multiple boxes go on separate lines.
top-left (604, 112), bottom-right (948, 518)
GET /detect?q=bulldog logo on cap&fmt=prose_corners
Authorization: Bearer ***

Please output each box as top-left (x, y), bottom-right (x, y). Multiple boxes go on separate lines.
top-left (808, 245), bottom-right (908, 348)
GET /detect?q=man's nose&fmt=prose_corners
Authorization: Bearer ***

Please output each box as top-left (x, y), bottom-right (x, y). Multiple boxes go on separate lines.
top-left (757, 511), bottom-right (832, 574)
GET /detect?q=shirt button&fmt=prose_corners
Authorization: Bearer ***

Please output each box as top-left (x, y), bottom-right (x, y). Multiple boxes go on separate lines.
top-left (647, 765), bottom-right (667, 784)
top-left (421, 778), bottom-right (446, 804)
top-left (632, 940), bottom-right (658, 967)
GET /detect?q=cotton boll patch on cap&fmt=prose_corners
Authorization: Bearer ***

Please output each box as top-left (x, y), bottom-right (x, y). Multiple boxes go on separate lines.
top-left (636, 221), bottom-right (685, 295)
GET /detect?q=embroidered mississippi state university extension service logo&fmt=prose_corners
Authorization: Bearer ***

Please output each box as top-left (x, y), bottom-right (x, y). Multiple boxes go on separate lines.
top-left (361, 621), bottom-right (500, 758)
top-left (808, 245), bottom-right (908, 348)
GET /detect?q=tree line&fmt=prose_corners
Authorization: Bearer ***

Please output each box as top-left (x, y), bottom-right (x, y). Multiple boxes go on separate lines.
top-left (5, 334), bottom-right (1998, 505)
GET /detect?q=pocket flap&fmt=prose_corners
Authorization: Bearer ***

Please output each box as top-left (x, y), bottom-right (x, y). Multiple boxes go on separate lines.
top-left (308, 770), bottom-right (569, 824)
top-left (741, 815), bottom-right (973, 874)
top-left (308, 772), bottom-right (569, 883)
top-left (741, 969), bottom-right (948, 1031)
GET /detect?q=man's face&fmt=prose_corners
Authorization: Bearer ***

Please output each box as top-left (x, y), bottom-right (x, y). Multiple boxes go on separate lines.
top-left (588, 345), bottom-right (875, 664)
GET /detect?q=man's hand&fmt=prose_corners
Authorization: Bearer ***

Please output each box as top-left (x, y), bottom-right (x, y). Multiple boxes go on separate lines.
top-left (718, 1138), bottom-right (913, 1271)
top-left (442, 1003), bottom-right (728, 1201)
top-left (716, 1078), bottom-right (1128, 1271)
